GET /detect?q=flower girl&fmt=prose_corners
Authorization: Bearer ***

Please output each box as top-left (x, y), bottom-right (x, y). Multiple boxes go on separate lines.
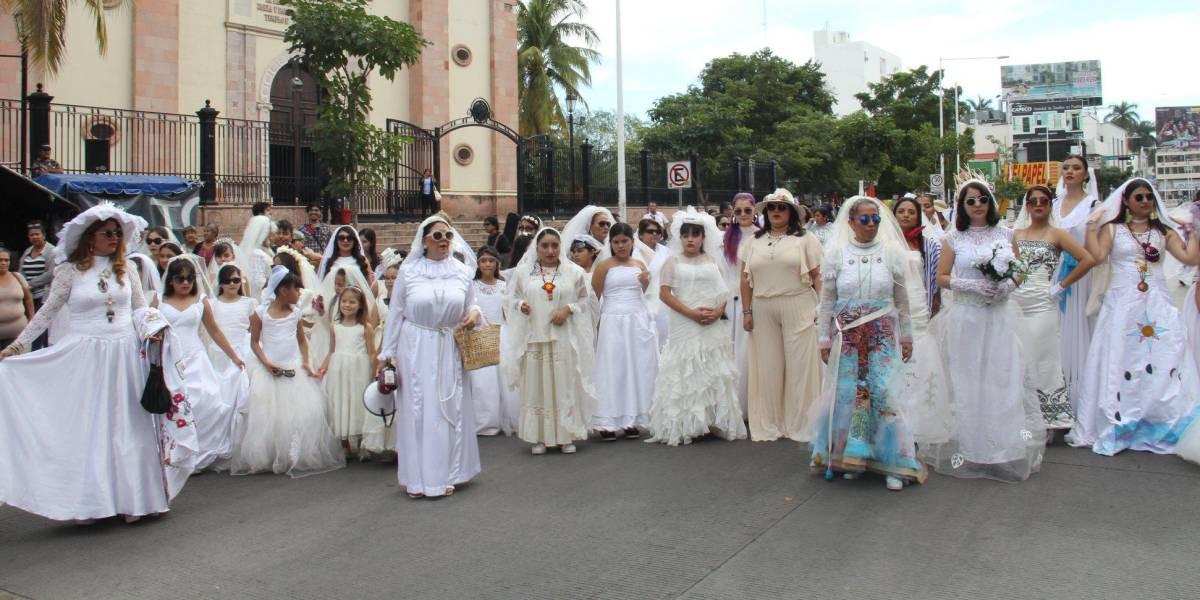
top-left (208, 264), bottom-right (257, 372)
top-left (232, 266), bottom-right (344, 477)
top-left (319, 285), bottom-right (378, 456)
top-left (468, 247), bottom-right (519, 436)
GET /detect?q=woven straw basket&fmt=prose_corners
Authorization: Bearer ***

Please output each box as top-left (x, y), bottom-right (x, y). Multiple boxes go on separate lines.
top-left (454, 324), bottom-right (500, 371)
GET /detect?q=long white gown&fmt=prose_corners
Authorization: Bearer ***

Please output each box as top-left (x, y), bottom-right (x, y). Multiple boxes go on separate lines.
top-left (468, 279), bottom-right (519, 435)
top-left (900, 246), bottom-right (953, 445)
top-left (921, 226), bottom-right (1045, 482)
top-left (592, 265), bottom-right (659, 432)
top-left (646, 254), bottom-right (746, 445)
top-left (1012, 239), bottom-right (1073, 429)
top-left (379, 256), bottom-right (481, 497)
top-left (0, 258), bottom-right (189, 520)
top-left (1068, 227), bottom-right (1200, 455)
top-left (231, 304), bottom-right (345, 478)
top-left (159, 296), bottom-right (248, 470)
top-left (1053, 194), bottom-right (1098, 424)
top-left (323, 322), bottom-right (373, 444)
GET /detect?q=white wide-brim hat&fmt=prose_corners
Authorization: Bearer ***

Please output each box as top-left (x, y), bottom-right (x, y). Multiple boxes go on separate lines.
top-left (363, 380), bottom-right (396, 418)
top-left (54, 203), bottom-right (148, 262)
top-left (755, 188), bottom-right (800, 217)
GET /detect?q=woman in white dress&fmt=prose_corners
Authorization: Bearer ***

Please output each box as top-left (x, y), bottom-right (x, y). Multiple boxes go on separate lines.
top-left (722, 192), bottom-right (758, 417)
top-left (232, 266), bottom-right (344, 478)
top-left (639, 217), bottom-right (673, 349)
top-left (810, 196), bottom-right (924, 490)
top-left (239, 214), bottom-right (274, 299)
top-left (646, 208), bottom-right (746, 446)
top-left (468, 246), bottom-right (519, 436)
top-left (502, 228), bottom-right (597, 454)
top-left (1069, 178), bottom-right (1200, 455)
top-left (0, 205), bottom-right (197, 522)
top-left (1012, 184), bottom-right (1096, 434)
top-left (377, 215), bottom-right (482, 498)
top-left (158, 256), bottom-right (248, 470)
top-left (922, 180), bottom-right (1045, 482)
top-left (1053, 155), bottom-right (1101, 423)
top-left (591, 222), bottom-right (658, 440)
top-left (313, 226), bottom-right (377, 368)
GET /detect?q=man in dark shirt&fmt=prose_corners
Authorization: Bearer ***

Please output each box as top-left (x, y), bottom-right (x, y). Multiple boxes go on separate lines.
top-left (30, 144), bottom-right (64, 177)
top-left (481, 216), bottom-right (511, 255)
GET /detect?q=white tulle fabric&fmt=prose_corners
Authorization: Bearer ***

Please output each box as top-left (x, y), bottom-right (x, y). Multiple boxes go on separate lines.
top-left (468, 279), bottom-right (519, 435)
top-left (239, 216), bottom-right (274, 298)
top-left (646, 252), bottom-right (746, 445)
top-left (0, 256), bottom-right (191, 520)
top-left (231, 304), bottom-right (345, 478)
top-left (159, 295), bottom-right (248, 470)
top-left (322, 321), bottom-right (374, 444)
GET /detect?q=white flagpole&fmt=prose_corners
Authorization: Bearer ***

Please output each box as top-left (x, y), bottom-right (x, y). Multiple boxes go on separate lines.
top-left (615, 0), bottom-right (627, 221)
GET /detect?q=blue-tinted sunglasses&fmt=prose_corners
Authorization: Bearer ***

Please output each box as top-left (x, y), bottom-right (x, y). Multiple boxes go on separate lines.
top-left (857, 214), bottom-right (881, 225)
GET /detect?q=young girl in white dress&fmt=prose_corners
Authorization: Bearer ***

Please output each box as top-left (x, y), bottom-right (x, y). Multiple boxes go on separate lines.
top-left (159, 257), bottom-right (248, 471)
top-left (232, 266), bottom-right (344, 478)
top-left (468, 247), bottom-right (519, 436)
top-left (318, 286), bottom-right (377, 456)
top-left (502, 228), bottom-right (597, 455)
top-left (646, 208), bottom-right (747, 446)
top-left (208, 264), bottom-right (257, 372)
top-left (591, 222), bottom-right (658, 440)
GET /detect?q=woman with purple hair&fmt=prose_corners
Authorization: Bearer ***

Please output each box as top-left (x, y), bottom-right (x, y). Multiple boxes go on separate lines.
top-left (723, 192), bottom-right (757, 417)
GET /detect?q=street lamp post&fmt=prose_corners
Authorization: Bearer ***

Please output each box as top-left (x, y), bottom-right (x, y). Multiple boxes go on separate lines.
top-left (566, 92), bottom-right (579, 206)
top-left (938, 55), bottom-right (1009, 197)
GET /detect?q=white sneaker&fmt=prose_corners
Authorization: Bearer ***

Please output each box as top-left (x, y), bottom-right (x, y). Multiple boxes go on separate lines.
top-left (842, 472), bottom-right (861, 480)
top-left (531, 443), bottom-right (546, 455)
top-left (561, 443), bottom-right (577, 454)
top-left (885, 476), bottom-right (904, 491)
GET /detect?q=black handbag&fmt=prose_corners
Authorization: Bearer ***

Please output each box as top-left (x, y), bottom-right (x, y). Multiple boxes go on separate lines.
top-left (140, 341), bottom-right (171, 414)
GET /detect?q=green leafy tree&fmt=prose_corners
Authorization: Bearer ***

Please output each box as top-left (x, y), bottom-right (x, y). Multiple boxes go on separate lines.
top-left (569, 109), bottom-right (646, 152)
top-left (966, 95), bottom-right (994, 111)
top-left (517, 0), bottom-right (600, 137)
top-left (2, 0), bottom-right (110, 74)
top-left (1104, 102), bottom-right (1141, 131)
top-left (1127, 119), bottom-right (1157, 154)
top-left (280, 0), bottom-right (428, 207)
top-left (1095, 165), bottom-right (1133, 197)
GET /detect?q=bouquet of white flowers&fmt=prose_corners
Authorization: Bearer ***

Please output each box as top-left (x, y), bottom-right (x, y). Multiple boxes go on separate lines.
top-left (973, 240), bottom-right (1028, 283)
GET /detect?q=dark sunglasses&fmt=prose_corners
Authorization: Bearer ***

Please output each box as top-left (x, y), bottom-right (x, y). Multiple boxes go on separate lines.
top-left (426, 231), bottom-right (455, 241)
top-left (146, 237), bottom-right (164, 245)
top-left (1027, 196), bottom-right (1051, 206)
top-left (734, 207), bottom-right (754, 215)
top-left (98, 229), bottom-right (124, 239)
top-left (223, 277), bottom-right (242, 285)
top-left (964, 196), bottom-right (989, 207)
top-left (766, 204), bottom-right (791, 212)
top-left (336, 235), bottom-right (355, 242)
top-left (857, 214), bottom-right (882, 225)
top-left (718, 222), bottom-right (730, 229)
top-left (1129, 193), bottom-right (1154, 203)
top-left (644, 228), bottom-right (661, 235)
top-left (595, 221), bottom-right (612, 228)
top-left (171, 275), bottom-right (196, 284)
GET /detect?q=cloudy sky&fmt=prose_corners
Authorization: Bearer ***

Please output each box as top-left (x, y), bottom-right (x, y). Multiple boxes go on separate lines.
top-left (578, 0), bottom-right (1200, 123)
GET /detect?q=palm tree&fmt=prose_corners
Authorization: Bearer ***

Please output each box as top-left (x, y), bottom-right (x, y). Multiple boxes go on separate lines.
top-left (966, 95), bottom-right (993, 112)
top-left (1128, 119), bottom-right (1156, 153)
top-left (517, 0), bottom-right (600, 137)
top-left (1104, 101), bottom-right (1141, 131)
top-left (2, 0), bottom-right (110, 75)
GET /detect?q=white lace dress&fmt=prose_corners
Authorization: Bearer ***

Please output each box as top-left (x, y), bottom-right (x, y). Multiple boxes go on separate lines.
top-left (646, 254), bottom-right (747, 445)
top-left (921, 226), bottom-right (1045, 482)
top-left (1069, 226), bottom-right (1200, 455)
top-left (1012, 239), bottom-right (1072, 429)
top-left (0, 257), bottom-right (188, 520)
top-left (468, 279), bottom-right (519, 435)
top-left (231, 304), bottom-right (345, 478)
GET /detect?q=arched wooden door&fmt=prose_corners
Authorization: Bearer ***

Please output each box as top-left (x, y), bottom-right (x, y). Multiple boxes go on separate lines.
top-left (269, 63), bottom-right (322, 205)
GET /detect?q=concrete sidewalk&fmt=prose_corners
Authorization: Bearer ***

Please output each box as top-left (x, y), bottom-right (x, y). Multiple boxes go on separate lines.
top-left (2, 436), bottom-right (1199, 600)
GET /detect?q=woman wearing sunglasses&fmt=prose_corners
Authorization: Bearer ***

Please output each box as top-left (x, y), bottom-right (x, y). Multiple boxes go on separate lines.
top-left (739, 188), bottom-right (823, 442)
top-left (924, 180), bottom-right (1045, 482)
top-left (210, 263), bottom-right (258, 374)
top-left (376, 215), bottom-right (482, 498)
top-left (1072, 179), bottom-right (1200, 459)
top-left (313, 226), bottom-right (378, 368)
top-left (723, 192), bottom-right (758, 417)
top-left (1011, 185), bottom-right (1096, 436)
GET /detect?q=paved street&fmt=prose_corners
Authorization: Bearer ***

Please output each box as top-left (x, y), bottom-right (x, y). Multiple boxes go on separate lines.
top-left (3, 435), bottom-right (1200, 600)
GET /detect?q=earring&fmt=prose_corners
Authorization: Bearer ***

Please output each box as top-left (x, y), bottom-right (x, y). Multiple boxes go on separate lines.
top-left (1151, 211), bottom-right (1158, 221)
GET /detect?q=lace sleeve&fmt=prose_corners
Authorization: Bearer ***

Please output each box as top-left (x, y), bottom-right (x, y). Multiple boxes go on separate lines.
top-left (128, 266), bottom-right (148, 310)
top-left (816, 260), bottom-right (838, 350)
top-left (659, 256), bottom-right (679, 289)
top-left (13, 263), bottom-right (76, 350)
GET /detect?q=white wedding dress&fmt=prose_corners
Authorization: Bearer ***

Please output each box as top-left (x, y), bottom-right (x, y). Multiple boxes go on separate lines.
top-left (468, 279), bottom-right (519, 435)
top-left (1012, 240), bottom-right (1072, 429)
top-left (592, 265), bottom-right (659, 432)
top-left (0, 257), bottom-right (187, 520)
top-left (921, 226), bottom-right (1045, 482)
top-left (160, 296), bottom-right (248, 470)
top-left (1069, 226), bottom-right (1200, 455)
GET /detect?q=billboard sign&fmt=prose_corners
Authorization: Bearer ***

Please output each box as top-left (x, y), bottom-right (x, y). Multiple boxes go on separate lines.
top-left (1001, 60), bottom-right (1102, 109)
top-left (1007, 162), bottom-right (1061, 186)
top-left (1156, 106), bottom-right (1200, 150)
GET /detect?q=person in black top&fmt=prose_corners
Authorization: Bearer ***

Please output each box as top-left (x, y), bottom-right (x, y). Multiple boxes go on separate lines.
top-left (481, 216), bottom-right (511, 255)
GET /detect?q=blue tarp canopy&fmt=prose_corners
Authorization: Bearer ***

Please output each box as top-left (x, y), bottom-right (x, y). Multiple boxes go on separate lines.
top-left (34, 173), bottom-right (201, 197)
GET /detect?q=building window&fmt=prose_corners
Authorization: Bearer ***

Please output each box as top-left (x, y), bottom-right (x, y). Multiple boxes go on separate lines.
top-left (452, 45), bottom-right (472, 67)
top-left (453, 144), bottom-right (474, 166)
top-left (1070, 112), bottom-right (1081, 131)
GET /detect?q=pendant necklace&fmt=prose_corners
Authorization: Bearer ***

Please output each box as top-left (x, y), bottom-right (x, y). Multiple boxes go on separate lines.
top-left (539, 264), bottom-right (559, 299)
top-left (97, 268), bottom-right (116, 323)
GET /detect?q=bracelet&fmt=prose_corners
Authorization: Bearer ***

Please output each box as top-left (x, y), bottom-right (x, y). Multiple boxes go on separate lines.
top-left (742, 309), bottom-right (753, 315)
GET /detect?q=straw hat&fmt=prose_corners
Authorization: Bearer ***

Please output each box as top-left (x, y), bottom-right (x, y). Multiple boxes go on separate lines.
top-left (755, 188), bottom-right (801, 218)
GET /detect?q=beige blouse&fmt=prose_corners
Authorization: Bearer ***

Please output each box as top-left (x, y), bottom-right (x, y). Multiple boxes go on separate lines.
top-left (739, 233), bottom-right (823, 298)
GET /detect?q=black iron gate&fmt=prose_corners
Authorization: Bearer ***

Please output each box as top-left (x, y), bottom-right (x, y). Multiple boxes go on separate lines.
top-left (382, 119), bottom-right (437, 221)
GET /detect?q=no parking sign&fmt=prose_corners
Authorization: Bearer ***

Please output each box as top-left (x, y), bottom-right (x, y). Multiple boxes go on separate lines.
top-left (667, 161), bottom-right (692, 190)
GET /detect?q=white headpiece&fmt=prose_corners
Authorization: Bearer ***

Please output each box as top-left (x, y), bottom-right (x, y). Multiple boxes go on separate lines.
top-left (262, 265), bottom-right (291, 305)
top-left (571, 234), bottom-right (604, 251)
top-left (54, 202), bottom-right (147, 262)
top-left (828, 196), bottom-right (908, 252)
top-left (512, 226), bottom-right (572, 274)
top-left (561, 205), bottom-right (615, 250)
top-left (668, 206), bottom-right (724, 268)
top-left (273, 245), bottom-right (320, 291)
top-left (1012, 186), bottom-right (1059, 230)
top-left (239, 215), bottom-right (273, 262)
top-left (755, 188), bottom-right (800, 217)
top-left (1093, 178), bottom-right (1180, 234)
top-left (1053, 165), bottom-right (1101, 230)
top-left (1055, 166), bottom-right (1100, 205)
top-left (317, 224), bottom-right (367, 281)
top-left (408, 214), bottom-right (477, 270)
top-left (160, 253), bottom-right (217, 302)
top-left (321, 262), bottom-right (378, 322)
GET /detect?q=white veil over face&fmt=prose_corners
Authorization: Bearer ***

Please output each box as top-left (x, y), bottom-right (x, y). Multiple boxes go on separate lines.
top-left (317, 224), bottom-right (367, 281)
top-left (320, 262), bottom-right (379, 323)
top-left (408, 214), bottom-right (477, 271)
